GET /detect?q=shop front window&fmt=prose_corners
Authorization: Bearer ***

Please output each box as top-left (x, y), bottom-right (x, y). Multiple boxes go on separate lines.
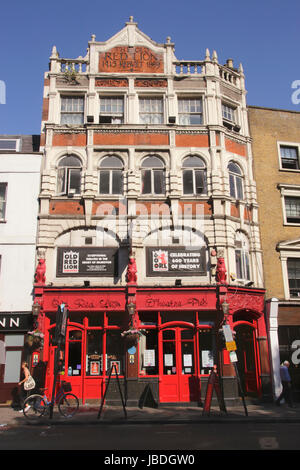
top-left (67, 330), bottom-right (82, 376)
top-left (199, 329), bottom-right (215, 375)
top-left (86, 330), bottom-right (103, 376)
top-left (106, 330), bottom-right (124, 375)
top-left (139, 329), bottom-right (158, 375)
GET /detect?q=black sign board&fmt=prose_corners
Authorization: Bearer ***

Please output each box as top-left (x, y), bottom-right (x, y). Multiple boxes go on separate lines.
top-left (146, 246), bottom-right (206, 277)
top-left (0, 313), bottom-right (33, 332)
top-left (57, 247), bottom-right (117, 277)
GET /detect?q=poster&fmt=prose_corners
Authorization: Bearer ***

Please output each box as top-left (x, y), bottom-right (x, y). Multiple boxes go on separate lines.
top-left (57, 247), bottom-right (117, 277)
top-left (164, 354), bottom-right (173, 366)
top-left (147, 247), bottom-right (206, 276)
top-left (202, 350), bottom-right (214, 368)
top-left (144, 349), bottom-right (155, 367)
top-left (183, 354), bottom-right (193, 367)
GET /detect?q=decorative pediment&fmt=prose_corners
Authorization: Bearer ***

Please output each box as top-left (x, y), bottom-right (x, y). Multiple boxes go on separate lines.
top-left (277, 238), bottom-right (300, 251)
top-left (90, 17), bottom-right (174, 74)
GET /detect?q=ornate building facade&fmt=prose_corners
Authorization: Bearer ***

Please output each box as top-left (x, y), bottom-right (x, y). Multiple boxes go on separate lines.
top-left (33, 18), bottom-right (269, 405)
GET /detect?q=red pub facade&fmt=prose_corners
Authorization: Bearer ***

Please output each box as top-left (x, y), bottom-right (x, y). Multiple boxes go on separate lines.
top-left (33, 18), bottom-right (270, 406)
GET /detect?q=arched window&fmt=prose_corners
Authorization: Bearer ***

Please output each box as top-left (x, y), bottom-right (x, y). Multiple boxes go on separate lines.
top-left (141, 156), bottom-right (165, 195)
top-left (228, 162), bottom-right (243, 200)
top-left (182, 155), bottom-right (207, 195)
top-left (57, 155), bottom-right (82, 196)
top-left (99, 155), bottom-right (124, 195)
top-left (235, 231), bottom-right (250, 281)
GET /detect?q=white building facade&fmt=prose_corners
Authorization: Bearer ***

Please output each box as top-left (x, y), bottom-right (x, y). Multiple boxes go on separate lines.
top-left (0, 135), bottom-right (41, 403)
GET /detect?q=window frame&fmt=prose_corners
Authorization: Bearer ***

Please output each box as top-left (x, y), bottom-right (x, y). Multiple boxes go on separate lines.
top-left (0, 139), bottom-right (20, 152)
top-left (182, 155), bottom-right (207, 196)
top-left (278, 142), bottom-right (300, 171)
top-left (279, 184), bottom-right (300, 225)
top-left (60, 95), bottom-right (85, 125)
top-left (0, 183), bottom-right (8, 221)
top-left (141, 155), bottom-right (166, 195)
top-left (178, 97), bottom-right (203, 125)
top-left (99, 96), bottom-right (125, 124)
top-left (235, 232), bottom-right (251, 282)
top-left (57, 155), bottom-right (82, 196)
top-left (278, 245), bottom-right (300, 300)
top-left (98, 155), bottom-right (124, 195)
top-left (139, 97), bottom-right (164, 124)
top-left (228, 162), bottom-right (244, 200)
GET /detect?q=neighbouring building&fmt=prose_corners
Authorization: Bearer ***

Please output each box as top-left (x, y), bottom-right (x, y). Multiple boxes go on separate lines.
top-left (0, 135), bottom-right (41, 403)
top-left (249, 106), bottom-right (300, 401)
top-left (33, 18), bottom-right (270, 406)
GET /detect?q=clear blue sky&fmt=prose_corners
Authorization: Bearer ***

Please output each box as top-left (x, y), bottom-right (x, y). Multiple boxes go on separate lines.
top-left (0, 0), bottom-right (299, 135)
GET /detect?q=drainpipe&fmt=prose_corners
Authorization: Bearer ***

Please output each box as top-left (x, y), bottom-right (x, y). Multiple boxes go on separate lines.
top-left (265, 298), bottom-right (281, 400)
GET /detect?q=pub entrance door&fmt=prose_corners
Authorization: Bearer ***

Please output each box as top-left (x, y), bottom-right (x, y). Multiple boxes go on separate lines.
top-left (234, 323), bottom-right (261, 396)
top-left (159, 325), bottom-right (198, 403)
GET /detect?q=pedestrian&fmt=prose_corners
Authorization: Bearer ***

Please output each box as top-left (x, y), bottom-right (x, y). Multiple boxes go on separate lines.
top-left (276, 361), bottom-right (295, 408)
top-left (17, 361), bottom-right (32, 412)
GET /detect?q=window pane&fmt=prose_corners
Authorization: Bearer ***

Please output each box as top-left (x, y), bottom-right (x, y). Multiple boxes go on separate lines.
top-left (142, 169), bottom-right (152, 194)
top-left (4, 350), bottom-right (22, 383)
top-left (236, 176), bottom-right (243, 200)
top-left (86, 330), bottom-right (103, 376)
top-left (139, 330), bottom-right (158, 375)
top-left (235, 249), bottom-right (242, 279)
top-left (112, 170), bottom-right (123, 194)
top-left (0, 183), bottom-right (7, 219)
top-left (286, 197), bottom-right (300, 222)
top-left (288, 259), bottom-right (300, 296)
top-left (106, 331), bottom-right (124, 375)
top-left (229, 173), bottom-right (235, 197)
top-left (69, 169), bottom-right (81, 194)
top-left (199, 329), bottom-right (215, 375)
top-left (99, 170), bottom-right (110, 194)
top-left (183, 170), bottom-right (193, 194)
top-left (57, 167), bottom-right (66, 194)
top-left (281, 146), bottom-right (299, 169)
top-left (100, 156), bottom-right (123, 168)
top-left (142, 156), bottom-right (164, 168)
top-left (154, 170), bottom-right (165, 194)
top-left (195, 170), bottom-right (206, 194)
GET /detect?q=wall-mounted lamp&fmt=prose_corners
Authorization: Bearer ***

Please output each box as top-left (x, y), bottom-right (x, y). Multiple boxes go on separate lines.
top-left (175, 279), bottom-right (182, 286)
top-left (221, 301), bottom-right (229, 316)
top-left (32, 302), bottom-right (41, 317)
top-left (127, 302), bottom-right (136, 316)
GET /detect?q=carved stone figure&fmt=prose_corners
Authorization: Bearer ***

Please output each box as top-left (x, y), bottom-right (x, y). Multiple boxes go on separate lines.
top-left (35, 258), bottom-right (46, 285)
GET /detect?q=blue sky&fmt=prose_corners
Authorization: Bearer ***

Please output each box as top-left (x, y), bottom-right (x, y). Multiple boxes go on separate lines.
top-left (0, 0), bottom-right (299, 135)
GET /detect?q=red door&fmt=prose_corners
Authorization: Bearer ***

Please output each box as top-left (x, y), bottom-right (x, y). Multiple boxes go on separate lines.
top-left (235, 324), bottom-right (260, 395)
top-left (64, 327), bottom-right (84, 399)
top-left (159, 327), bottom-right (198, 403)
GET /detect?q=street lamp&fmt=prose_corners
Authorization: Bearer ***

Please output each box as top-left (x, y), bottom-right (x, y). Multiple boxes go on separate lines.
top-left (127, 302), bottom-right (136, 316)
top-left (32, 301), bottom-right (40, 317)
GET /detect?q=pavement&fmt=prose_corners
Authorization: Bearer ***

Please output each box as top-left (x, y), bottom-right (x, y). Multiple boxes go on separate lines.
top-left (1, 399), bottom-right (300, 427)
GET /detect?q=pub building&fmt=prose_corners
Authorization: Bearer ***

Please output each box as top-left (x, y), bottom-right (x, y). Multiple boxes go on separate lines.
top-left (33, 18), bottom-right (270, 406)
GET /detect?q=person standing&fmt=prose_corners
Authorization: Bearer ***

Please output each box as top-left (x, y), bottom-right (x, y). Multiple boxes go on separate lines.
top-left (17, 361), bottom-right (31, 412)
top-left (276, 361), bottom-right (295, 407)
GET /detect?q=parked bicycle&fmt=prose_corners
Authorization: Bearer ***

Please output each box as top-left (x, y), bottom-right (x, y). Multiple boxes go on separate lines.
top-left (23, 381), bottom-right (79, 420)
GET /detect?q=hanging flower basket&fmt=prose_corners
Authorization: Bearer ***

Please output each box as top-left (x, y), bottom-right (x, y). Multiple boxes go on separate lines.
top-left (25, 330), bottom-right (44, 350)
top-left (121, 329), bottom-right (144, 343)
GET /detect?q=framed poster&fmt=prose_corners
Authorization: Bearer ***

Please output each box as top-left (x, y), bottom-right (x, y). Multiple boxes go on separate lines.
top-left (57, 247), bottom-right (117, 277)
top-left (146, 247), bottom-right (206, 276)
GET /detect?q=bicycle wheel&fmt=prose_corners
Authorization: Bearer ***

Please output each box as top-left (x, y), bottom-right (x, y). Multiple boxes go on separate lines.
top-left (58, 393), bottom-right (79, 418)
top-left (23, 394), bottom-right (47, 420)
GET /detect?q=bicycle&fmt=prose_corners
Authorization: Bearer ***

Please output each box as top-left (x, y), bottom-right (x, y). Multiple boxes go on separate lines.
top-left (23, 381), bottom-right (79, 420)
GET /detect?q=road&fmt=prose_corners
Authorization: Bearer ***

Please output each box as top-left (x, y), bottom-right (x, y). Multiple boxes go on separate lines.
top-left (1, 421), bottom-right (300, 452)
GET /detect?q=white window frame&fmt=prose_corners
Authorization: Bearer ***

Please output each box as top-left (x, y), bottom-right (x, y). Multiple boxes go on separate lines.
top-left (98, 155), bottom-right (124, 195)
top-left (0, 183), bottom-right (7, 221)
top-left (141, 155), bottom-right (166, 195)
top-left (228, 162), bottom-right (244, 200)
top-left (57, 156), bottom-right (82, 196)
top-left (279, 246), bottom-right (300, 300)
top-left (277, 141), bottom-right (300, 171)
top-left (178, 97), bottom-right (203, 125)
top-left (60, 95), bottom-right (85, 125)
top-left (279, 184), bottom-right (300, 225)
top-left (99, 96), bottom-right (125, 124)
top-left (139, 97), bottom-right (164, 124)
top-left (0, 139), bottom-right (20, 151)
top-left (235, 232), bottom-right (251, 282)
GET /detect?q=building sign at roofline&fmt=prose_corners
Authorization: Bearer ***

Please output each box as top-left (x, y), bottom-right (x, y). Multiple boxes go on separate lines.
top-left (0, 313), bottom-right (32, 332)
top-left (98, 46), bottom-right (164, 73)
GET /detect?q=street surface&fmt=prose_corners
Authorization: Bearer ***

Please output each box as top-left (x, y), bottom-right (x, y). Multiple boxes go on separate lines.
top-left (1, 421), bottom-right (300, 452)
